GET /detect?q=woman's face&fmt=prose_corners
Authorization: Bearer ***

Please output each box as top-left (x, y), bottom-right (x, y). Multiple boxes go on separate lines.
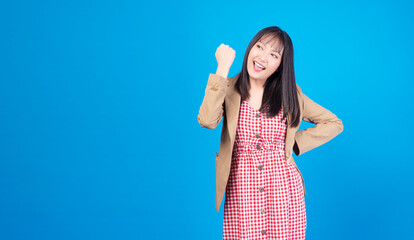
top-left (247, 35), bottom-right (284, 83)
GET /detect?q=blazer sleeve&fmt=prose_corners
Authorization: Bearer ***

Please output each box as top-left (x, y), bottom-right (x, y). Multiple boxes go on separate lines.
top-left (293, 86), bottom-right (344, 156)
top-left (197, 73), bottom-right (229, 129)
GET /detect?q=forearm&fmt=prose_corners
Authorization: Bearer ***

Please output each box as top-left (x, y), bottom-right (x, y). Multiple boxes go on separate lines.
top-left (293, 89), bottom-right (344, 156)
top-left (197, 73), bottom-right (229, 129)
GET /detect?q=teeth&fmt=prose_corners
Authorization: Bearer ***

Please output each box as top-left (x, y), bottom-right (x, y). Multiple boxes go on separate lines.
top-left (254, 61), bottom-right (265, 69)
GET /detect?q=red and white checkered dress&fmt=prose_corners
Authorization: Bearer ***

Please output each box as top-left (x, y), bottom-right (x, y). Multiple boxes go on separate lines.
top-left (223, 100), bottom-right (306, 239)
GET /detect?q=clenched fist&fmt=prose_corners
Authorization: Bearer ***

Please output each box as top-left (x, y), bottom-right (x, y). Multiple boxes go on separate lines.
top-left (215, 44), bottom-right (236, 78)
top-left (216, 43), bottom-right (236, 69)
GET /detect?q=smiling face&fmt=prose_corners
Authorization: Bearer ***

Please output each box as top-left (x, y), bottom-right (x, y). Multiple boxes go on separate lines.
top-left (247, 34), bottom-right (284, 83)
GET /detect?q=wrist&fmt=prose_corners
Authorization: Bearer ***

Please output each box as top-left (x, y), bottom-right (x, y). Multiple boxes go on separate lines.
top-left (216, 66), bottom-right (230, 79)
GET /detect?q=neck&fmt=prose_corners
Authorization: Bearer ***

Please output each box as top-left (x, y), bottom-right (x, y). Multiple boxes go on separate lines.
top-left (249, 77), bottom-right (266, 92)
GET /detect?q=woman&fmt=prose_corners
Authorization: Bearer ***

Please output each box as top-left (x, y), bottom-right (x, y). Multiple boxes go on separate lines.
top-left (197, 26), bottom-right (343, 239)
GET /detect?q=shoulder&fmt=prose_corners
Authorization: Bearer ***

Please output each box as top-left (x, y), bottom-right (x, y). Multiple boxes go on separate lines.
top-left (295, 83), bottom-right (302, 93)
top-left (295, 83), bottom-right (304, 102)
top-left (295, 83), bottom-right (305, 111)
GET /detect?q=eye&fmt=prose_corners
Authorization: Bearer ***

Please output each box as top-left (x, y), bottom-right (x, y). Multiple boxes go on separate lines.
top-left (256, 44), bottom-right (263, 50)
top-left (272, 54), bottom-right (278, 59)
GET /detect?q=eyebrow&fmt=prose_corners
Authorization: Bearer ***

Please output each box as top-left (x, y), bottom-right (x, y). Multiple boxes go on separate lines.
top-left (258, 40), bottom-right (282, 55)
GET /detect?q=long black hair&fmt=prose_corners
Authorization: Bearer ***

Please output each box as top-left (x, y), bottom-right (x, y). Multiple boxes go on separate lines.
top-left (234, 26), bottom-right (301, 128)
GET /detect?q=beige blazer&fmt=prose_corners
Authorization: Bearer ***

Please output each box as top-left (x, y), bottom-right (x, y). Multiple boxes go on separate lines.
top-left (198, 73), bottom-right (344, 212)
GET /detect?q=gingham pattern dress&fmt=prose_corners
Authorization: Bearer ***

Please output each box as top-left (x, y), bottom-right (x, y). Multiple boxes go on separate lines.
top-left (223, 100), bottom-right (307, 239)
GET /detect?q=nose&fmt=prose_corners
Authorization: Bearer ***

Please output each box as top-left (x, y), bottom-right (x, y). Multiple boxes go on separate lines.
top-left (259, 51), bottom-right (271, 62)
top-left (258, 54), bottom-right (267, 64)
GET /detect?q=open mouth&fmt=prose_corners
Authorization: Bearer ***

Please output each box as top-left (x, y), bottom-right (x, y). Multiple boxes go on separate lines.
top-left (253, 61), bottom-right (266, 71)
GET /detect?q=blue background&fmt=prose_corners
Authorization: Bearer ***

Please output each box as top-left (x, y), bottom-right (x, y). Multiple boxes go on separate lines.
top-left (1, 0), bottom-right (413, 239)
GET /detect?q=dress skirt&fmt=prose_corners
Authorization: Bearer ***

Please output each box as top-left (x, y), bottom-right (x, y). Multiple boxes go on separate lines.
top-left (223, 100), bottom-right (307, 239)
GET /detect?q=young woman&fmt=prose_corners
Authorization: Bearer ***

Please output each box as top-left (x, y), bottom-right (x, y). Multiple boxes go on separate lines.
top-left (197, 26), bottom-right (343, 239)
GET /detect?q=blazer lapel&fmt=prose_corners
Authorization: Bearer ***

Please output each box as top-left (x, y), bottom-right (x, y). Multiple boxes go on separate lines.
top-left (225, 74), bottom-right (241, 146)
top-left (284, 114), bottom-right (296, 158)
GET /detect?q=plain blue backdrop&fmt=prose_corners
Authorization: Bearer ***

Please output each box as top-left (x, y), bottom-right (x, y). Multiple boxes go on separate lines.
top-left (1, 0), bottom-right (413, 239)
